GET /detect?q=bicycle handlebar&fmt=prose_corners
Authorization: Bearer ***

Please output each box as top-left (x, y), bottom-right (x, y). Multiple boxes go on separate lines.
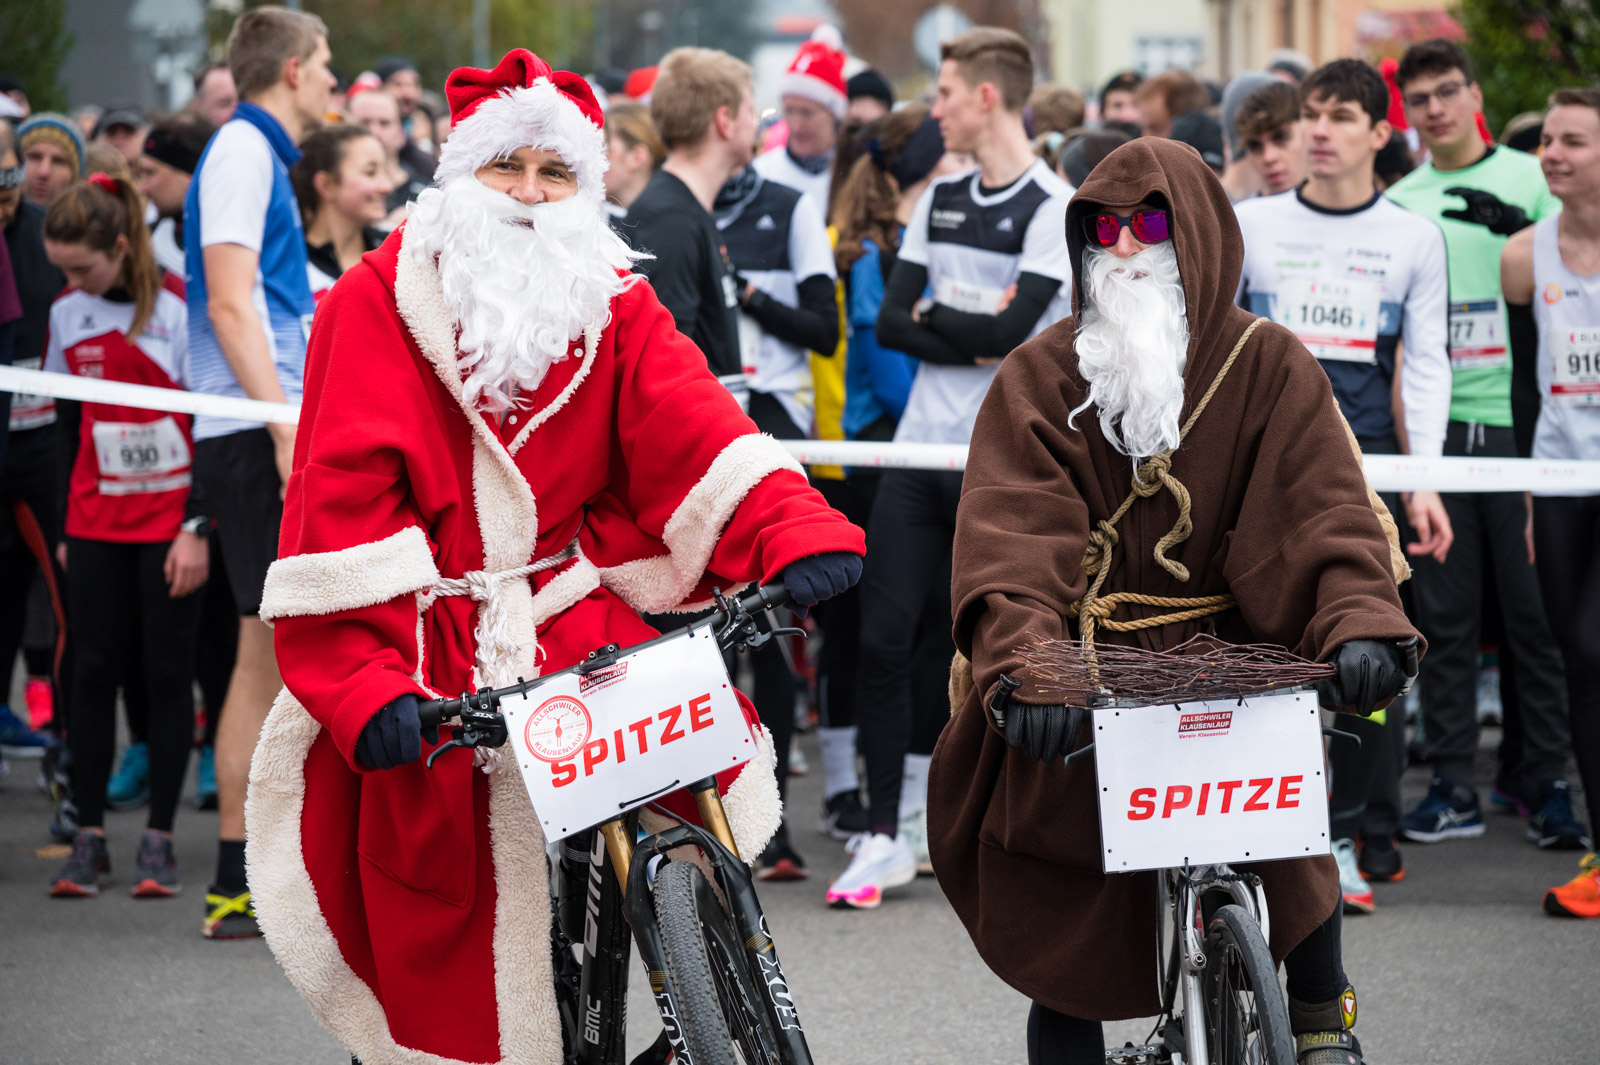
top-left (417, 582), bottom-right (792, 731)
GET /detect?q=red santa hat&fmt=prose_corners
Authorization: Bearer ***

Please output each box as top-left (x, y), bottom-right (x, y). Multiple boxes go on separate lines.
top-left (780, 28), bottom-right (847, 121)
top-left (435, 48), bottom-right (608, 198)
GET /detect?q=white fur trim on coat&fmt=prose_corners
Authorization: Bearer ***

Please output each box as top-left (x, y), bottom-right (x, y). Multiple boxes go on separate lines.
top-left (598, 433), bottom-right (805, 614)
top-left (260, 527), bottom-right (440, 624)
top-left (435, 80), bottom-right (607, 200)
top-left (246, 689), bottom-right (562, 1064)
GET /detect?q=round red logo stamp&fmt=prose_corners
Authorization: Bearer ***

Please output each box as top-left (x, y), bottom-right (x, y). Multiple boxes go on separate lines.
top-left (524, 694), bottom-right (592, 762)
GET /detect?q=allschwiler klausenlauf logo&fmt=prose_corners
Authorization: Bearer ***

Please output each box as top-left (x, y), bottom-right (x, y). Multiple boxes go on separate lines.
top-left (1177, 710), bottom-right (1232, 737)
top-left (579, 661), bottom-right (629, 695)
top-left (525, 694), bottom-right (592, 762)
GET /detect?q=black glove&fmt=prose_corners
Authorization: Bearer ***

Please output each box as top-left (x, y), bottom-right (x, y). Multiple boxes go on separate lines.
top-left (1442, 186), bottom-right (1531, 237)
top-left (1004, 700), bottom-right (1088, 763)
top-left (354, 693), bottom-right (437, 770)
top-left (1317, 640), bottom-right (1408, 717)
top-left (780, 551), bottom-right (863, 617)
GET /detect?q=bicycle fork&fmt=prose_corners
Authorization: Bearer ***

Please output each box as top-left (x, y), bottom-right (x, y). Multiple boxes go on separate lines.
top-left (605, 776), bottom-right (813, 1065)
top-left (1164, 867), bottom-right (1272, 1065)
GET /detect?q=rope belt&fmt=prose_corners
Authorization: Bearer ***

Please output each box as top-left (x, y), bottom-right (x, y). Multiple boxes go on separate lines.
top-left (431, 537), bottom-right (580, 687)
top-left (1070, 318), bottom-right (1263, 656)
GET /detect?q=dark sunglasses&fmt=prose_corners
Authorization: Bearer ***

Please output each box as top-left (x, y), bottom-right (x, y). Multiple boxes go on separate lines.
top-left (1084, 209), bottom-right (1172, 247)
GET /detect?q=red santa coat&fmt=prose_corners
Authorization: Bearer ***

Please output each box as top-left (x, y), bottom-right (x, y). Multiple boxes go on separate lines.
top-left (246, 223), bottom-right (863, 1065)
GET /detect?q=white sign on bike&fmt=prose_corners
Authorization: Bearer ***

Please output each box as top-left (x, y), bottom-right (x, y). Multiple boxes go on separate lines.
top-left (1092, 690), bottom-right (1329, 873)
top-left (499, 626), bottom-right (757, 839)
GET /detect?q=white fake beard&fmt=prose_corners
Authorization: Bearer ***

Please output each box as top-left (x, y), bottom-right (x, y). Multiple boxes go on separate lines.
top-left (409, 175), bottom-right (645, 412)
top-left (1069, 243), bottom-right (1191, 459)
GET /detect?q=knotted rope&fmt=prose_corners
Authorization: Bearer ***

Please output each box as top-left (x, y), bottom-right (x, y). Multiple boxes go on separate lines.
top-left (431, 538), bottom-right (579, 689)
top-left (1070, 318), bottom-right (1263, 657)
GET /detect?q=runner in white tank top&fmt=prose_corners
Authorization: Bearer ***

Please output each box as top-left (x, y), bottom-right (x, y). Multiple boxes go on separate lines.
top-left (1499, 90), bottom-right (1600, 918)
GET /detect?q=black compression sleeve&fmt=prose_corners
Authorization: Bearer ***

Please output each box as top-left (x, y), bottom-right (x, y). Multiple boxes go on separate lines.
top-left (922, 271), bottom-right (1062, 360)
top-left (743, 274), bottom-right (840, 355)
top-left (874, 259), bottom-right (981, 366)
top-left (1507, 301), bottom-right (1540, 459)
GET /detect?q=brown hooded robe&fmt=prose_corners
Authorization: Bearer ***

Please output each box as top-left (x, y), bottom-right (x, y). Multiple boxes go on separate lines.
top-left (926, 139), bottom-right (1420, 1021)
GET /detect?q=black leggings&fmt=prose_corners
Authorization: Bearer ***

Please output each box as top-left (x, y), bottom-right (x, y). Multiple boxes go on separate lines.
top-left (856, 468), bottom-right (961, 836)
top-left (1027, 907), bottom-right (1346, 1065)
top-left (1532, 494), bottom-right (1600, 831)
top-left (65, 537), bottom-right (201, 832)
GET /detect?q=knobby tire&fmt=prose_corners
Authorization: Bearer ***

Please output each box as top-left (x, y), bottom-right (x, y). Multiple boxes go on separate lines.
top-left (652, 860), bottom-right (779, 1065)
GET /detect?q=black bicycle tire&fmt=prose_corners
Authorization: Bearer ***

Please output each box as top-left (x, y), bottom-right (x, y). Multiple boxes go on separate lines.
top-left (1200, 904), bottom-right (1295, 1065)
top-left (652, 860), bottom-right (778, 1065)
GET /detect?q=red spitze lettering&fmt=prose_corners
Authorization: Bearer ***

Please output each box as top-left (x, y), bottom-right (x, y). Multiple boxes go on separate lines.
top-left (1125, 774), bottom-right (1305, 819)
top-left (550, 693), bottom-right (715, 787)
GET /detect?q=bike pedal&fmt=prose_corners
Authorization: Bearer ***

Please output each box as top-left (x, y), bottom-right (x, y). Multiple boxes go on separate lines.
top-left (1105, 1043), bottom-right (1162, 1064)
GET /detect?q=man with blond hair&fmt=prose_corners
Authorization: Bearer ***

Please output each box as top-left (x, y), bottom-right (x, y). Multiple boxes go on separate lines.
top-left (619, 46), bottom-right (755, 377)
top-left (182, 3), bottom-right (333, 940)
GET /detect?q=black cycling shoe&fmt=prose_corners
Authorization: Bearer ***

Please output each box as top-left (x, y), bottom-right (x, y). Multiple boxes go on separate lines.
top-left (1290, 986), bottom-right (1363, 1065)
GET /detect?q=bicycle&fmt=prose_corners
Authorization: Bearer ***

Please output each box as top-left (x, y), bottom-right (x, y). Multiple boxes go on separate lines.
top-left (419, 583), bottom-right (813, 1065)
top-left (992, 677), bottom-right (1372, 1065)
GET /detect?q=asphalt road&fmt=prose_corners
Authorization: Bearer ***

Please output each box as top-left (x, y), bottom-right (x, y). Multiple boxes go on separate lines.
top-left (2, 724), bottom-right (1596, 1064)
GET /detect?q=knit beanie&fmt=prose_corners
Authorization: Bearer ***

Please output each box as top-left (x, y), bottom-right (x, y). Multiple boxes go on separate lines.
top-left (17, 112), bottom-right (85, 179)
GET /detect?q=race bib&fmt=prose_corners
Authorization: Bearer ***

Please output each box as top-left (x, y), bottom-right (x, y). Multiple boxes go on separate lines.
top-left (1274, 278), bottom-right (1380, 364)
top-left (8, 356), bottom-right (56, 431)
top-left (92, 416), bottom-right (191, 495)
top-left (934, 278), bottom-right (1005, 315)
top-left (1552, 328), bottom-right (1600, 407)
top-left (736, 312), bottom-right (764, 378)
top-left (1448, 299), bottom-right (1507, 370)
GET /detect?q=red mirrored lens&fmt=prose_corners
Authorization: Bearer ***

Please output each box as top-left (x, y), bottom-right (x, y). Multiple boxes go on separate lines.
top-left (1130, 210), bottom-right (1170, 243)
top-left (1090, 214), bottom-right (1120, 246)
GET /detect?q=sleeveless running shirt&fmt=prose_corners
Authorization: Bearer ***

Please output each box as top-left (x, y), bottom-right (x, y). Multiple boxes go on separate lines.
top-left (1531, 214), bottom-right (1600, 494)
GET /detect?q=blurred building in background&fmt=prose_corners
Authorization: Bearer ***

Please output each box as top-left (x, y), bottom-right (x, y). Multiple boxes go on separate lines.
top-left (1206, 0), bottom-right (1464, 78)
top-left (1041, 0), bottom-right (1208, 93)
top-left (62, 0), bottom-right (208, 112)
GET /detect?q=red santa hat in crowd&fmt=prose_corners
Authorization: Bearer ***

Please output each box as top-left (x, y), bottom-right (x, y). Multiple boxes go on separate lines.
top-left (780, 26), bottom-right (847, 121)
top-left (435, 48), bottom-right (607, 199)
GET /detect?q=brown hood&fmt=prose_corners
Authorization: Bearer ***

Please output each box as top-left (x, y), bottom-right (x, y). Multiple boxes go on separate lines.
top-left (1066, 137), bottom-right (1246, 384)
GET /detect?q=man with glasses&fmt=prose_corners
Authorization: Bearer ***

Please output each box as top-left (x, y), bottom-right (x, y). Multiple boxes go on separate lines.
top-left (1237, 59), bottom-right (1453, 907)
top-left (1387, 40), bottom-right (1582, 854)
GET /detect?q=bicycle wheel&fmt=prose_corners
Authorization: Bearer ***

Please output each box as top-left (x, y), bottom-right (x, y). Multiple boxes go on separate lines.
top-left (1200, 904), bottom-right (1295, 1065)
top-left (652, 859), bottom-right (781, 1065)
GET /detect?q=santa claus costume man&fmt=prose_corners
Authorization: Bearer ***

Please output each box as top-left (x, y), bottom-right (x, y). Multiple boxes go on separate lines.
top-left (245, 50), bottom-right (863, 1065)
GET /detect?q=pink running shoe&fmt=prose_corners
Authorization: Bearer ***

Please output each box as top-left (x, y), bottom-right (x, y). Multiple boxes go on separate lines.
top-left (25, 678), bottom-right (53, 730)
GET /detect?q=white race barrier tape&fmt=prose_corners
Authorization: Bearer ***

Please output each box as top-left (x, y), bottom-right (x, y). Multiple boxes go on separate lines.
top-left (6, 365), bottom-right (1599, 493)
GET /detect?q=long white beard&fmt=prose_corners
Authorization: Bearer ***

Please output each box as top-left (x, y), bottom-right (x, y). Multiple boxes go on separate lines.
top-left (1069, 243), bottom-right (1191, 458)
top-left (409, 176), bottom-right (646, 412)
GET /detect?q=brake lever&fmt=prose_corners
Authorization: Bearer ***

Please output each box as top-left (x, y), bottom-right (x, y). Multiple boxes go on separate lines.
top-left (424, 702), bottom-right (510, 769)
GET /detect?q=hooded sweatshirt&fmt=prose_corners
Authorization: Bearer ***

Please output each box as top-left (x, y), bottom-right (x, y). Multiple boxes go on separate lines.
top-left (927, 138), bottom-right (1418, 1020)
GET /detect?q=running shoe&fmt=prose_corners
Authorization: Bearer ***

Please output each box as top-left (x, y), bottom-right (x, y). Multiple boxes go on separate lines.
top-left (1357, 835), bottom-right (1403, 883)
top-left (1474, 663), bottom-right (1502, 725)
top-left (755, 838), bottom-right (809, 882)
top-left (1526, 779), bottom-right (1592, 851)
top-left (25, 677), bottom-right (53, 729)
top-left (1543, 853), bottom-right (1600, 919)
top-left (106, 741), bottom-right (151, 810)
top-left (203, 885), bottom-right (262, 939)
top-left (194, 744), bottom-right (218, 810)
top-left (817, 788), bottom-right (869, 841)
top-left (788, 743), bottom-right (809, 777)
top-left (826, 832), bottom-right (916, 910)
top-left (0, 703), bottom-right (50, 756)
top-left (1333, 838), bottom-right (1374, 915)
top-left (131, 831), bottom-right (182, 897)
top-left (1490, 768), bottom-right (1533, 817)
top-left (50, 831), bottom-right (111, 897)
top-left (1398, 777), bottom-right (1485, 842)
top-left (899, 806), bottom-right (934, 877)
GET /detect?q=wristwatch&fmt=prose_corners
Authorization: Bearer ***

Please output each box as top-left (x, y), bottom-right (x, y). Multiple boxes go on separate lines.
top-left (181, 516), bottom-right (211, 538)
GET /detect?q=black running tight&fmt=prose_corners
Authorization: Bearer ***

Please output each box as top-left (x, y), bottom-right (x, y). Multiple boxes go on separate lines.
top-left (1532, 494), bottom-right (1600, 832)
top-left (65, 537), bottom-right (201, 832)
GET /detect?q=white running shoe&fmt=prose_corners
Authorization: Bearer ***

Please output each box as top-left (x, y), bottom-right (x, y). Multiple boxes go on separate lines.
top-left (1333, 838), bottom-right (1374, 915)
top-left (826, 832), bottom-right (916, 909)
top-left (899, 806), bottom-right (934, 876)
